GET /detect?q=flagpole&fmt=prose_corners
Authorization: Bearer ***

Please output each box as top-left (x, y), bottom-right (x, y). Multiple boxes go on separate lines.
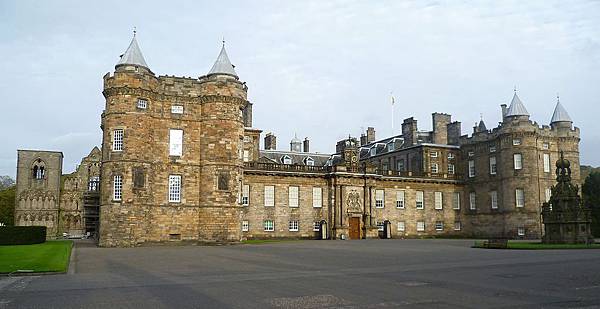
top-left (391, 92), bottom-right (395, 135)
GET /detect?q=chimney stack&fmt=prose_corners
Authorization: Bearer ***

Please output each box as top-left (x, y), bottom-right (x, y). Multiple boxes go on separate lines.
top-left (303, 138), bottom-right (310, 153)
top-left (360, 133), bottom-right (367, 146)
top-left (501, 104), bottom-right (507, 121)
top-left (264, 132), bottom-right (277, 150)
top-left (366, 127), bottom-right (376, 144)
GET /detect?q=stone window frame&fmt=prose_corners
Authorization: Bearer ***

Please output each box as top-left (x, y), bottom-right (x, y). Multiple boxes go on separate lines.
top-left (435, 221), bottom-right (444, 231)
top-left (489, 156), bottom-right (497, 175)
top-left (375, 189), bottom-right (385, 208)
top-left (136, 98), bottom-right (148, 109)
top-left (113, 174), bottom-right (123, 202)
top-left (430, 151), bottom-right (438, 158)
top-left (31, 159), bottom-right (46, 180)
top-left (416, 191), bottom-right (424, 209)
top-left (243, 150), bottom-right (250, 162)
top-left (513, 153), bottom-right (523, 170)
top-left (112, 128), bottom-right (124, 152)
top-left (489, 145), bottom-right (497, 153)
top-left (454, 221), bottom-right (461, 231)
top-left (397, 221), bottom-right (405, 232)
top-left (431, 163), bottom-right (439, 174)
top-left (241, 220), bottom-right (249, 232)
top-left (448, 153), bottom-right (455, 160)
top-left (288, 220), bottom-right (299, 232)
top-left (376, 221), bottom-right (384, 232)
top-left (469, 192), bottom-right (476, 210)
top-left (313, 221), bottom-right (321, 232)
top-left (264, 220), bottom-right (274, 232)
top-left (513, 138), bottom-right (522, 146)
top-left (453, 192), bottom-right (461, 210)
top-left (241, 184), bottom-right (250, 206)
top-left (543, 153), bottom-right (550, 173)
top-left (448, 163), bottom-right (455, 175)
top-left (468, 160), bottom-right (475, 178)
top-left (517, 226), bottom-right (525, 236)
top-left (169, 129), bottom-right (184, 157)
top-left (542, 142), bottom-right (549, 150)
top-left (416, 221), bottom-right (425, 232)
top-left (396, 190), bottom-right (405, 209)
top-left (434, 191), bottom-right (443, 210)
top-left (515, 188), bottom-right (525, 208)
top-left (171, 105), bottom-right (184, 114)
top-left (490, 190), bottom-right (498, 209)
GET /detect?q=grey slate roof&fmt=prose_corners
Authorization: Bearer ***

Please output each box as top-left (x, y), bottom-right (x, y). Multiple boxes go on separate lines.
top-left (208, 45), bottom-right (238, 77)
top-left (117, 35), bottom-right (149, 69)
top-left (505, 93), bottom-right (530, 117)
top-left (259, 150), bottom-right (331, 166)
top-left (550, 101), bottom-right (572, 123)
top-left (477, 120), bottom-right (487, 132)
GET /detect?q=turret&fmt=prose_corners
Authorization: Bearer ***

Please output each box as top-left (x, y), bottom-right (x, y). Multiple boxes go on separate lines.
top-left (550, 96), bottom-right (573, 130)
top-left (114, 30), bottom-right (153, 75)
top-left (504, 92), bottom-right (530, 122)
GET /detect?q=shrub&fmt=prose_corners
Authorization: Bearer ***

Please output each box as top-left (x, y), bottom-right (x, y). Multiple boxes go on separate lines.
top-left (0, 226), bottom-right (46, 245)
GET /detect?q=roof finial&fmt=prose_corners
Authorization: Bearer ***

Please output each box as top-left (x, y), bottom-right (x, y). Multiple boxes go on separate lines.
top-left (480, 113), bottom-right (483, 121)
top-left (222, 37), bottom-right (225, 47)
top-left (133, 26), bottom-right (137, 37)
top-left (514, 85), bottom-right (517, 93)
top-left (557, 92), bottom-right (560, 103)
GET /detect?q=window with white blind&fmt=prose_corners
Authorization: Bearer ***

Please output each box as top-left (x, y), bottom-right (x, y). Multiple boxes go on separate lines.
top-left (468, 160), bottom-right (475, 177)
top-left (242, 184), bottom-right (249, 206)
top-left (489, 156), bottom-right (497, 175)
top-left (375, 189), bottom-right (384, 208)
top-left (469, 192), bottom-right (476, 210)
top-left (288, 186), bottom-right (299, 207)
top-left (312, 187), bottom-right (322, 208)
top-left (168, 175), bottom-right (181, 203)
top-left (396, 190), bottom-right (405, 208)
top-left (242, 220), bottom-right (249, 232)
top-left (434, 191), bottom-right (443, 210)
top-left (514, 153), bottom-right (523, 170)
top-left (454, 221), bottom-right (461, 231)
top-left (169, 129), bottom-right (183, 156)
top-left (264, 185), bottom-right (274, 207)
top-left (264, 220), bottom-right (274, 231)
top-left (490, 191), bottom-right (498, 209)
top-left (397, 221), bottom-right (405, 231)
top-left (416, 191), bottom-right (424, 209)
top-left (516, 189), bottom-right (525, 208)
top-left (453, 192), bottom-right (461, 210)
top-left (113, 129), bottom-right (123, 152)
top-left (545, 188), bottom-right (552, 202)
top-left (416, 221), bottom-right (425, 232)
top-left (289, 220), bottom-right (299, 232)
top-left (543, 153), bottom-right (550, 173)
top-left (113, 175), bottom-right (122, 201)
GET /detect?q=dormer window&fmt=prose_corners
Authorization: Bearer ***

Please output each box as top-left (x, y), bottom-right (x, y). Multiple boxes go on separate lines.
top-left (305, 157), bottom-right (315, 166)
top-left (370, 148), bottom-right (376, 156)
top-left (281, 155), bottom-right (292, 165)
top-left (137, 98), bottom-right (148, 109)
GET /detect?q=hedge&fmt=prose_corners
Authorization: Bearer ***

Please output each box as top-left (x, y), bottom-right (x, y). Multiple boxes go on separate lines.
top-left (0, 226), bottom-right (46, 245)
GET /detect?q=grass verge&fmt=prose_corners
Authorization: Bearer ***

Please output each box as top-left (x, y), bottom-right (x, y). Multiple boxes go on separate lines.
top-left (473, 240), bottom-right (600, 250)
top-left (0, 240), bottom-right (73, 273)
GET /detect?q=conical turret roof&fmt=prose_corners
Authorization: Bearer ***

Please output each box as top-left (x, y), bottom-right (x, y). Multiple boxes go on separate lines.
top-left (550, 100), bottom-right (572, 123)
top-left (505, 93), bottom-right (530, 117)
top-left (116, 34), bottom-right (149, 69)
top-left (477, 119), bottom-right (487, 132)
top-left (208, 44), bottom-right (238, 77)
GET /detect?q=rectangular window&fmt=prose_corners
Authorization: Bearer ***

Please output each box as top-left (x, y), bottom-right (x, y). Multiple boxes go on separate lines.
top-left (542, 142), bottom-right (549, 150)
top-left (113, 129), bottom-right (123, 151)
top-left (454, 221), bottom-right (461, 231)
top-left (288, 186), bottom-right (299, 207)
top-left (435, 221), bottom-right (443, 231)
top-left (377, 221), bottom-right (384, 232)
top-left (388, 143), bottom-right (394, 152)
top-left (168, 175), bottom-right (181, 203)
top-left (242, 220), bottom-right (249, 232)
top-left (397, 160), bottom-right (405, 171)
top-left (396, 190), bottom-right (405, 208)
top-left (431, 163), bottom-right (439, 173)
top-left (468, 151), bottom-right (474, 157)
top-left (169, 129), bottom-right (183, 156)
top-left (312, 187), bottom-right (322, 208)
top-left (430, 151), bottom-right (438, 158)
top-left (448, 153), bottom-right (455, 159)
top-left (453, 192), bottom-right (461, 210)
top-left (313, 221), bottom-right (321, 232)
top-left (489, 156), bottom-right (497, 175)
top-left (448, 164), bottom-right (455, 175)
top-left (434, 191), bottom-right (443, 210)
top-left (543, 153), bottom-right (550, 173)
top-left (242, 184), bottom-right (249, 206)
top-left (469, 192), bottom-right (476, 210)
top-left (243, 150), bottom-right (250, 162)
top-left (417, 221), bottom-right (425, 232)
top-left (137, 98), bottom-right (147, 109)
top-left (375, 189), bottom-right (384, 208)
top-left (513, 153), bottom-right (523, 170)
top-left (517, 226), bottom-right (525, 236)
top-left (490, 190), bottom-right (498, 209)
top-left (513, 138), bottom-right (522, 146)
top-left (516, 189), bottom-right (525, 208)
top-left (171, 105), bottom-right (184, 114)
top-left (370, 148), bottom-right (376, 156)
top-left (113, 175), bottom-right (122, 201)
top-left (545, 188), bottom-right (552, 202)
top-left (264, 220), bottom-right (274, 231)
top-left (416, 191), bottom-right (424, 209)
top-left (289, 220), bottom-right (299, 232)
top-left (468, 160), bottom-right (475, 177)
top-left (489, 145), bottom-right (496, 153)
top-left (264, 185), bottom-right (274, 207)
top-left (397, 221), bottom-right (405, 232)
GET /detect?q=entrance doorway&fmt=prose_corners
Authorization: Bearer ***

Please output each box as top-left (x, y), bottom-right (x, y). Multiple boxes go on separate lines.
top-left (349, 217), bottom-right (361, 239)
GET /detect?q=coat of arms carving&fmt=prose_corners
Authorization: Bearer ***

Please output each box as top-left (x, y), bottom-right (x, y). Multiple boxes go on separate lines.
top-left (346, 189), bottom-right (362, 213)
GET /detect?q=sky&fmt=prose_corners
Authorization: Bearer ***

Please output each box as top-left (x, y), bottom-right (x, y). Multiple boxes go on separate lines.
top-left (1, 0), bottom-right (599, 177)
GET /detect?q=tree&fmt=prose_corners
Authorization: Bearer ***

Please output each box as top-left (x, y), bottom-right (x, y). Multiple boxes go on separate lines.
top-left (0, 175), bottom-right (15, 190)
top-left (0, 186), bottom-right (16, 226)
top-left (582, 171), bottom-right (600, 236)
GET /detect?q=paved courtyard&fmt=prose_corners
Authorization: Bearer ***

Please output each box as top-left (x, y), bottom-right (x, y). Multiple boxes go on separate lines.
top-left (1, 239), bottom-right (600, 308)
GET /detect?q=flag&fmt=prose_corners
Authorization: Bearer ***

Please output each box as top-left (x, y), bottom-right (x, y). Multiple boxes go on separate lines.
top-left (391, 94), bottom-right (395, 106)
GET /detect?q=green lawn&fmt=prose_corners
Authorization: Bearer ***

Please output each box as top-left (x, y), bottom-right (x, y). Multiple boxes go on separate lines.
top-left (0, 240), bottom-right (73, 273)
top-left (473, 240), bottom-right (600, 250)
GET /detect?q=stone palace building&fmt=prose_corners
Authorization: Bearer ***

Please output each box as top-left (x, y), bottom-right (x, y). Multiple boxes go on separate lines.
top-left (14, 34), bottom-right (581, 247)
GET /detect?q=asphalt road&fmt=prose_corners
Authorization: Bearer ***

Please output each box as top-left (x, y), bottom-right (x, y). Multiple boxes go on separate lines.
top-left (1, 239), bottom-right (600, 308)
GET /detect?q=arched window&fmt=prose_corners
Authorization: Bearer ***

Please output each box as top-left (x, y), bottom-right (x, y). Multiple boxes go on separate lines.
top-left (32, 159), bottom-right (45, 180)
